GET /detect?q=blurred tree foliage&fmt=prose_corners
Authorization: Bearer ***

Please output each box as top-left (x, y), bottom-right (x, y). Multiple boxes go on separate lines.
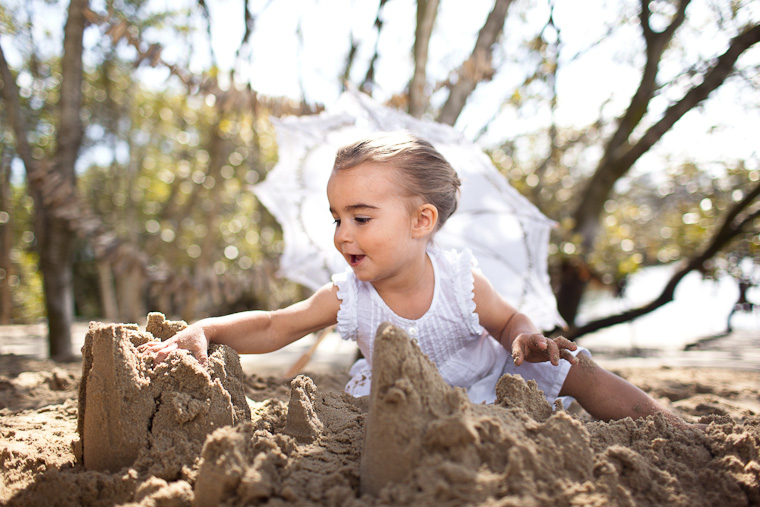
top-left (0, 183), bottom-right (44, 320)
top-left (506, 148), bottom-right (760, 286)
top-left (71, 59), bottom-right (317, 323)
top-left (0, 0), bottom-right (758, 353)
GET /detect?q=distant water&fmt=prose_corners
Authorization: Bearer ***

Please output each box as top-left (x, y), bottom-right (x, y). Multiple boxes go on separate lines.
top-left (575, 264), bottom-right (760, 353)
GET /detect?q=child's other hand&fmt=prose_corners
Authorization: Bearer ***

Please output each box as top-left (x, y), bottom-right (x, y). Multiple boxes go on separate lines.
top-left (511, 334), bottom-right (577, 367)
top-left (138, 327), bottom-right (210, 367)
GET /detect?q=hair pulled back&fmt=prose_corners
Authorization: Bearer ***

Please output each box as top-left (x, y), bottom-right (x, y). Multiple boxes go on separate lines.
top-left (333, 131), bottom-right (461, 231)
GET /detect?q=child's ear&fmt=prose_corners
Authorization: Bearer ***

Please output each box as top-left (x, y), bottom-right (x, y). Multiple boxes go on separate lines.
top-left (412, 204), bottom-right (438, 238)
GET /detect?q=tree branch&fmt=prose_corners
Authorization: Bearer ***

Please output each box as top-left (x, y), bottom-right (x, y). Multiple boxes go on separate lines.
top-left (341, 36), bottom-right (359, 92)
top-left (569, 180), bottom-right (760, 339)
top-left (571, 21), bottom-right (760, 247)
top-left (197, 0), bottom-right (218, 69)
top-left (620, 23), bottom-right (760, 169)
top-left (0, 44), bottom-right (36, 172)
top-left (360, 0), bottom-right (389, 94)
top-left (603, 0), bottom-right (690, 171)
top-left (437, 0), bottom-right (513, 125)
top-left (408, 0), bottom-right (439, 118)
top-left (56, 0), bottom-right (88, 181)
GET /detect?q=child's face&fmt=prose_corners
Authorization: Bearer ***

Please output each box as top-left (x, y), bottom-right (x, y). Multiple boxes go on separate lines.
top-left (327, 162), bottom-right (427, 285)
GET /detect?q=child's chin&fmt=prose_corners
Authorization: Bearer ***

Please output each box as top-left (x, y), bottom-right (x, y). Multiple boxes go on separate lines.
top-left (351, 269), bottom-right (373, 282)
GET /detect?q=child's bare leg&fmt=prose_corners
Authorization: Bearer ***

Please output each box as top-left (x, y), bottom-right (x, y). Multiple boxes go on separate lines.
top-left (559, 354), bottom-right (689, 427)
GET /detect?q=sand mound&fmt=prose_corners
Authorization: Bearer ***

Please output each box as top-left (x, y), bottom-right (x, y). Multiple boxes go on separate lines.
top-left (78, 313), bottom-right (251, 476)
top-left (0, 356), bottom-right (79, 411)
top-left (2, 318), bottom-right (759, 506)
top-left (193, 375), bottom-right (367, 506)
top-left (358, 324), bottom-right (759, 505)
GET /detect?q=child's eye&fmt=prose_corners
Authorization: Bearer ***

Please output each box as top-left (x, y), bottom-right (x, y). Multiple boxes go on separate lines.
top-left (332, 218), bottom-right (341, 226)
top-left (354, 217), bottom-right (371, 225)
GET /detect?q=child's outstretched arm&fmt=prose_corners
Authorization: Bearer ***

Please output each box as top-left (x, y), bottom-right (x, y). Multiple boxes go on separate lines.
top-left (139, 283), bottom-right (340, 367)
top-left (471, 271), bottom-right (577, 366)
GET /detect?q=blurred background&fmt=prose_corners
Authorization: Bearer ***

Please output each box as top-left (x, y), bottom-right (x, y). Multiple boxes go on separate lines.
top-left (0, 0), bottom-right (758, 362)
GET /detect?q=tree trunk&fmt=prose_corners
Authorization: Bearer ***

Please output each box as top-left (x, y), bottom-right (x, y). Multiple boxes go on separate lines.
top-left (97, 259), bottom-right (119, 321)
top-left (116, 260), bottom-right (145, 323)
top-left (555, 258), bottom-right (591, 327)
top-left (42, 0), bottom-right (88, 357)
top-left (0, 0), bottom-right (88, 358)
top-left (35, 200), bottom-right (75, 359)
top-left (0, 150), bottom-right (12, 324)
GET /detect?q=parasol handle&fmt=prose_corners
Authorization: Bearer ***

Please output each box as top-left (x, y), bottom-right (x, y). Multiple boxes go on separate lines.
top-left (283, 325), bottom-right (335, 378)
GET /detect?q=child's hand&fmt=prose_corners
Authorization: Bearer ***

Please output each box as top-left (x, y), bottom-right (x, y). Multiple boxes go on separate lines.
top-left (138, 326), bottom-right (210, 367)
top-left (511, 334), bottom-right (578, 367)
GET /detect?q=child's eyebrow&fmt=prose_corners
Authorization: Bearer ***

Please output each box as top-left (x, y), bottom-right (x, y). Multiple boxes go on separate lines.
top-left (329, 204), bottom-right (379, 213)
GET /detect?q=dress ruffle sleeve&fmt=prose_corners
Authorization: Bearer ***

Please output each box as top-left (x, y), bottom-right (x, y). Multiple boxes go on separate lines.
top-left (443, 248), bottom-right (483, 336)
top-left (331, 268), bottom-right (359, 342)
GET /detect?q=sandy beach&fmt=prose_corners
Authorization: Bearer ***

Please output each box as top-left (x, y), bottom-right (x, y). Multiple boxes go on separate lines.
top-left (1, 315), bottom-right (758, 506)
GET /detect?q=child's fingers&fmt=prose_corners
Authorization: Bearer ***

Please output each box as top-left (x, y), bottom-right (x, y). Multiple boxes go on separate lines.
top-left (511, 339), bottom-right (524, 366)
top-left (545, 338), bottom-right (560, 366)
top-left (152, 341), bottom-right (178, 364)
top-left (137, 341), bottom-right (160, 352)
top-left (553, 336), bottom-right (577, 351)
top-left (554, 336), bottom-right (578, 365)
top-left (139, 339), bottom-right (186, 366)
top-left (546, 336), bottom-right (581, 365)
top-left (559, 348), bottom-right (578, 365)
top-left (137, 341), bottom-right (163, 357)
top-left (511, 336), bottom-right (533, 366)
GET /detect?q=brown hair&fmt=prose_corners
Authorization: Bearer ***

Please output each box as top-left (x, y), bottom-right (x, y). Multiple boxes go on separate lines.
top-left (332, 131), bottom-right (461, 231)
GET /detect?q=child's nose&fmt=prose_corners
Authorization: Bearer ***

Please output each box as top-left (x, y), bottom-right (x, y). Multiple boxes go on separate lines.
top-left (334, 224), bottom-right (352, 244)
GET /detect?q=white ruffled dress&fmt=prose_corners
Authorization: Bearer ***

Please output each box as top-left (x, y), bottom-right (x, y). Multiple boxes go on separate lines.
top-left (332, 246), bottom-right (588, 405)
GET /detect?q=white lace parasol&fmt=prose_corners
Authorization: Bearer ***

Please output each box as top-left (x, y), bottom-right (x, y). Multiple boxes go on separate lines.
top-left (253, 90), bottom-right (565, 331)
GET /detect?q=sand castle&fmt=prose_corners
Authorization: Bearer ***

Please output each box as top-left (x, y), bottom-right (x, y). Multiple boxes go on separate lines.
top-left (78, 313), bottom-right (251, 476)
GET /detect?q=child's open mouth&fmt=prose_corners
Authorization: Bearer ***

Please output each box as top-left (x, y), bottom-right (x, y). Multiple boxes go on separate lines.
top-left (349, 254), bottom-right (365, 266)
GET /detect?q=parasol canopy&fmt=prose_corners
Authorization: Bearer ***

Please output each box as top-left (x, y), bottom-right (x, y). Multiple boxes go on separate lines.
top-left (253, 90), bottom-right (565, 331)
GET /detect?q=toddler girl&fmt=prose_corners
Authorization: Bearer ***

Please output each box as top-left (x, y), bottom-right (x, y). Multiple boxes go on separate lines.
top-left (141, 131), bottom-right (686, 425)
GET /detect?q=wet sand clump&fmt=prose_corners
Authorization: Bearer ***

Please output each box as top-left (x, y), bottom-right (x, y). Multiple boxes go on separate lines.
top-left (78, 313), bottom-right (250, 477)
